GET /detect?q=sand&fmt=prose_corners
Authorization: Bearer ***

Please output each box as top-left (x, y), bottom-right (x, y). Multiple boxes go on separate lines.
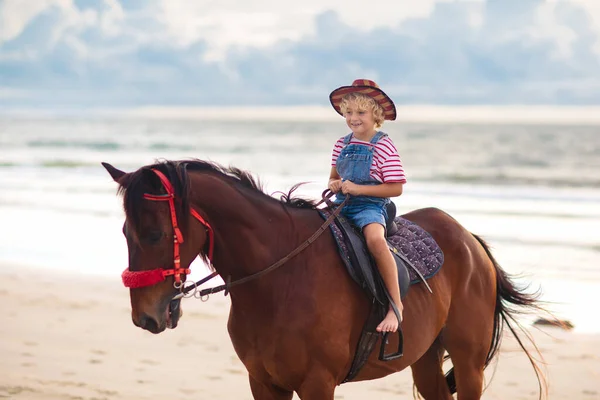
top-left (1, 263), bottom-right (598, 400)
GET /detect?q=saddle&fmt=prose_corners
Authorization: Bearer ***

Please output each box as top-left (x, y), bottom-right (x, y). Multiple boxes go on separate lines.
top-left (319, 202), bottom-right (444, 383)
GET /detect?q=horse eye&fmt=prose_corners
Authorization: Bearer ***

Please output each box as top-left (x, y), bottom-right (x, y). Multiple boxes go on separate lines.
top-left (143, 230), bottom-right (164, 244)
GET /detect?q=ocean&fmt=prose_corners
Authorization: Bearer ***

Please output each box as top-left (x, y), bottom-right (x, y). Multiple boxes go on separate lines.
top-left (1, 109), bottom-right (599, 332)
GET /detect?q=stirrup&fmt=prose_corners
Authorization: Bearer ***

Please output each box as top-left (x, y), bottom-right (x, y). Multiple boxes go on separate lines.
top-left (378, 302), bottom-right (404, 361)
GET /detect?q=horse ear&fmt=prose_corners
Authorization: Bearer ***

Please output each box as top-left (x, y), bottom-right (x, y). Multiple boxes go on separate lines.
top-left (102, 162), bottom-right (126, 182)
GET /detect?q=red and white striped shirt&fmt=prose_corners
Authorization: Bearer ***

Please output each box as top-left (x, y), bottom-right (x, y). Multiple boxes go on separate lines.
top-left (331, 135), bottom-right (407, 184)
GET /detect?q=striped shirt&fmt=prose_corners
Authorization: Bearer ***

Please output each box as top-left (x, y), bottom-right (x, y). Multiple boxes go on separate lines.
top-left (331, 135), bottom-right (407, 184)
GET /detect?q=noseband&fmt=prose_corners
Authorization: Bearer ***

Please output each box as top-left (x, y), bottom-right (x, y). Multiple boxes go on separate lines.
top-left (121, 168), bottom-right (345, 299)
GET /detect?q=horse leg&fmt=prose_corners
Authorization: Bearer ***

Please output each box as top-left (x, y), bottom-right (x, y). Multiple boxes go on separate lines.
top-left (295, 368), bottom-right (336, 400)
top-left (248, 375), bottom-right (294, 400)
top-left (442, 311), bottom-right (493, 399)
top-left (411, 337), bottom-right (453, 400)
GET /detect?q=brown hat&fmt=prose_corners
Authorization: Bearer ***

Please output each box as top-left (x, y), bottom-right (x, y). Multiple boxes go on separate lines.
top-left (329, 79), bottom-right (396, 121)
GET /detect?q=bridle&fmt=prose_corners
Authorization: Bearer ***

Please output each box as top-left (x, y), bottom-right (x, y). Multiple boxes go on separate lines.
top-left (121, 168), bottom-right (345, 301)
top-left (121, 169), bottom-right (214, 290)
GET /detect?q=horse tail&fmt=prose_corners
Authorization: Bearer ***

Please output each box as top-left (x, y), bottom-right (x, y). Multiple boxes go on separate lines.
top-left (467, 233), bottom-right (548, 399)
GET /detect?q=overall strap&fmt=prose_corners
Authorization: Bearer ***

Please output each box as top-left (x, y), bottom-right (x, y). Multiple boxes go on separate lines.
top-left (342, 132), bottom-right (354, 145)
top-left (369, 131), bottom-right (387, 145)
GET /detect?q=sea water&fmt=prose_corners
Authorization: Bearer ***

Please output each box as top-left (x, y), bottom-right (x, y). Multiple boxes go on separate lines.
top-left (0, 111), bottom-right (598, 332)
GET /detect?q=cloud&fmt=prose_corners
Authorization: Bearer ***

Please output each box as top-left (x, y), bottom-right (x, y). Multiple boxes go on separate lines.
top-left (0, 0), bottom-right (599, 108)
top-left (225, 0), bottom-right (600, 104)
top-left (0, 0), bottom-right (57, 43)
top-left (156, 0), bottom-right (440, 58)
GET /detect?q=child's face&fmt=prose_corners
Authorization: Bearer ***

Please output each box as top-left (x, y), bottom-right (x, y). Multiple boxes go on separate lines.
top-left (343, 101), bottom-right (377, 137)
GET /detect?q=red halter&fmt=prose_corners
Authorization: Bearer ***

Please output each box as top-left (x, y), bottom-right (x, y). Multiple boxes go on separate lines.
top-left (121, 169), bottom-right (214, 289)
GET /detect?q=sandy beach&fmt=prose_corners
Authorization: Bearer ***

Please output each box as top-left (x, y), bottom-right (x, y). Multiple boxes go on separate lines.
top-left (1, 263), bottom-right (598, 400)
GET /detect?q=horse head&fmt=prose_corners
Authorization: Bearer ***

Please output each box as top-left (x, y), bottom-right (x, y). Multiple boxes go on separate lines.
top-left (102, 161), bottom-right (213, 333)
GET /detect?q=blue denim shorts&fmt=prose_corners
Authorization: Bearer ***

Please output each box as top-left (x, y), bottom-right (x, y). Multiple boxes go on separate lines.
top-left (341, 200), bottom-right (387, 230)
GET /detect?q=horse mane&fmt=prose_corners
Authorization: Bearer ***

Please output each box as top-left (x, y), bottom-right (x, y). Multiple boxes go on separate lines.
top-left (117, 159), bottom-right (319, 244)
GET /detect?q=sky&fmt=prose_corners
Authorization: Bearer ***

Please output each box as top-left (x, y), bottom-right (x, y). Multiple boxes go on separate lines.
top-left (1, 0), bottom-right (600, 108)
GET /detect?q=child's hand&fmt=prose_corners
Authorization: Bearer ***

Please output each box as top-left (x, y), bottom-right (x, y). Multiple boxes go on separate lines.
top-left (341, 180), bottom-right (361, 196)
top-left (328, 179), bottom-right (342, 193)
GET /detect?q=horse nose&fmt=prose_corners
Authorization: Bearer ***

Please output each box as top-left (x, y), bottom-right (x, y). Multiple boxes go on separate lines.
top-left (134, 313), bottom-right (160, 333)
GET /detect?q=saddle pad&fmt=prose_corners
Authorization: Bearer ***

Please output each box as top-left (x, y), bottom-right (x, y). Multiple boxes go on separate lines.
top-left (322, 212), bottom-right (444, 284)
top-left (387, 217), bottom-right (444, 283)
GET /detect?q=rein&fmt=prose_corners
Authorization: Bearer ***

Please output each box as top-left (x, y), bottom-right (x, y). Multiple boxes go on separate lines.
top-left (121, 168), bottom-right (346, 301)
top-left (174, 191), bottom-right (345, 300)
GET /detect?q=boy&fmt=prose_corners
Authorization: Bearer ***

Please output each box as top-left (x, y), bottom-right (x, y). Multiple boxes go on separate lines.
top-left (328, 79), bottom-right (406, 333)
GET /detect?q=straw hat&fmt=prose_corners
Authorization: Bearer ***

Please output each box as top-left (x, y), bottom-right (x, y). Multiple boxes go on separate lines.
top-left (329, 79), bottom-right (396, 121)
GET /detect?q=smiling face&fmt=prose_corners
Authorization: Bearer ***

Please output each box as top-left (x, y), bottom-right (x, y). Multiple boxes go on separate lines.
top-left (343, 101), bottom-right (377, 138)
top-left (340, 93), bottom-right (385, 140)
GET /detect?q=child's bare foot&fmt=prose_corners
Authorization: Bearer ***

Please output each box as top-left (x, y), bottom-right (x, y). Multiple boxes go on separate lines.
top-left (376, 306), bottom-right (402, 333)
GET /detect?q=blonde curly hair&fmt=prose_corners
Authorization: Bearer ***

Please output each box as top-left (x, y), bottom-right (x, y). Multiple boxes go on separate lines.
top-left (339, 93), bottom-right (386, 128)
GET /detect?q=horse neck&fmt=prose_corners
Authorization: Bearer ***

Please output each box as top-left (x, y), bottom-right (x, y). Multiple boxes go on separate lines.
top-left (190, 173), bottom-right (312, 284)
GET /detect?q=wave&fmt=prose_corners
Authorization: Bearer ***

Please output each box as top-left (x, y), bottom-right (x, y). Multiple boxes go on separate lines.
top-left (0, 201), bottom-right (119, 218)
top-left (0, 160), bottom-right (143, 169)
top-left (24, 140), bottom-right (196, 152)
top-left (41, 160), bottom-right (102, 168)
top-left (1, 196), bottom-right (598, 254)
top-left (148, 143), bottom-right (192, 151)
top-left (27, 139), bottom-right (121, 151)
top-left (415, 174), bottom-right (600, 189)
top-left (482, 235), bottom-right (600, 254)
top-left (442, 208), bottom-right (600, 220)
top-left (3, 193), bottom-right (596, 221)
top-left (2, 162), bottom-right (600, 190)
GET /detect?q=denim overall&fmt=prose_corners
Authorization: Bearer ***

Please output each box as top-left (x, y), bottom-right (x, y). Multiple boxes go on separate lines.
top-left (335, 131), bottom-right (390, 230)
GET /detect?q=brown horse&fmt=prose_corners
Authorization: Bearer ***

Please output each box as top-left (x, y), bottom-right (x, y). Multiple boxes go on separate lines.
top-left (103, 159), bottom-right (546, 400)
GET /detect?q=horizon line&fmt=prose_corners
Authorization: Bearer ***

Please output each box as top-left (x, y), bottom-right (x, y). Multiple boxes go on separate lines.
top-left (3, 104), bottom-right (600, 125)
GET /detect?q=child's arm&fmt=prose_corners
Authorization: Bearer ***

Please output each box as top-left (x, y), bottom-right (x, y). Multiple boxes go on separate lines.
top-left (328, 167), bottom-right (342, 193)
top-left (342, 181), bottom-right (403, 198)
